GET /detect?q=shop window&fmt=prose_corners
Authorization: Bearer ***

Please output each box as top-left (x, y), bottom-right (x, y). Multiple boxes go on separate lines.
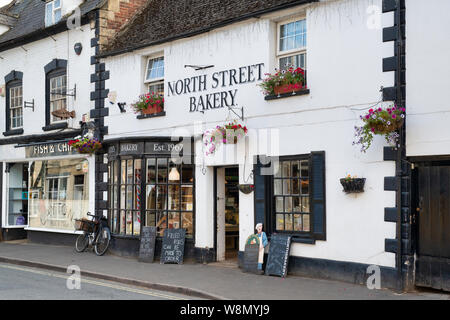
top-left (28, 158), bottom-right (89, 230)
top-left (254, 152), bottom-right (326, 241)
top-left (277, 18), bottom-right (307, 72)
top-left (45, 0), bottom-right (62, 27)
top-left (6, 163), bottom-right (28, 227)
top-left (273, 158), bottom-right (310, 233)
top-left (145, 56), bottom-right (164, 95)
top-left (108, 156), bottom-right (194, 238)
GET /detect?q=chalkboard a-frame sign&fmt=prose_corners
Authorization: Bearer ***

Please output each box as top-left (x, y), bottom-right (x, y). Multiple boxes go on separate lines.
top-left (160, 228), bottom-right (186, 264)
top-left (138, 226), bottom-right (157, 263)
top-left (265, 234), bottom-right (292, 278)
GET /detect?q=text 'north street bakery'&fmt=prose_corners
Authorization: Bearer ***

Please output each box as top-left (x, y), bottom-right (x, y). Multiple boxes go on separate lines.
top-left (167, 63), bottom-right (265, 113)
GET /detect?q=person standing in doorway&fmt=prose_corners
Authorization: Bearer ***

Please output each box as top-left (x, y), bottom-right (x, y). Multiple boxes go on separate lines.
top-left (256, 223), bottom-right (268, 273)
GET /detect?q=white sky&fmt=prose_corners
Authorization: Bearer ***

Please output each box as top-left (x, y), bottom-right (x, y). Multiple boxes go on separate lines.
top-left (0, 0), bottom-right (13, 9)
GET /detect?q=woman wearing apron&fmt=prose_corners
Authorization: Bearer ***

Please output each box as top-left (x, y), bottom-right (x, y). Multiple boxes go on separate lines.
top-left (255, 223), bottom-right (268, 272)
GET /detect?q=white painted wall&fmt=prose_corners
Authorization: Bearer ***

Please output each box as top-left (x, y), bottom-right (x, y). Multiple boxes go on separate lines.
top-left (405, 0), bottom-right (450, 157)
top-left (0, 20), bottom-right (96, 232)
top-left (103, 0), bottom-right (397, 267)
top-left (0, 24), bottom-right (94, 139)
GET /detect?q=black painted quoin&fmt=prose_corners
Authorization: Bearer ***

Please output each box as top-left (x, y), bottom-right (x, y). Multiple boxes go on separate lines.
top-left (381, 0), bottom-right (412, 292)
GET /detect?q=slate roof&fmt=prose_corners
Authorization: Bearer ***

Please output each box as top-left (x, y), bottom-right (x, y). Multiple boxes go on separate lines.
top-left (101, 0), bottom-right (317, 57)
top-left (0, 0), bottom-right (105, 50)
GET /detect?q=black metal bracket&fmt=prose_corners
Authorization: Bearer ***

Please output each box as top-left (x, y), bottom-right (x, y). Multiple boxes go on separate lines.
top-left (227, 105), bottom-right (244, 121)
top-left (117, 102), bottom-right (126, 113)
top-left (51, 84), bottom-right (76, 100)
top-left (184, 64), bottom-right (214, 71)
top-left (24, 99), bottom-right (35, 112)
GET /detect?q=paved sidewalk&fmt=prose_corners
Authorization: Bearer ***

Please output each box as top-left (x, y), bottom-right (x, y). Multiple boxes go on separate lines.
top-left (0, 241), bottom-right (448, 300)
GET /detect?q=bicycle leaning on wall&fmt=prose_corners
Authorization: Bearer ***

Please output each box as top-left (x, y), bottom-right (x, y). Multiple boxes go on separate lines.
top-left (74, 212), bottom-right (111, 256)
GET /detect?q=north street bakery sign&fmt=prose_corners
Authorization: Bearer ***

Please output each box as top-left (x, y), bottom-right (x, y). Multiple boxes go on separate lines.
top-left (167, 63), bottom-right (264, 114)
top-left (25, 141), bottom-right (76, 158)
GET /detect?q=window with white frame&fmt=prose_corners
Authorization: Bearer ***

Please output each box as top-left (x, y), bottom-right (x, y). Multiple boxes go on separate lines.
top-left (145, 56), bottom-right (164, 95)
top-left (9, 84), bottom-right (23, 129)
top-left (45, 0), bottom-right (62, 27)
top-left (49, 73), bottom-right (67, 123)
top-left (277, 18), bottom-right (307, 72)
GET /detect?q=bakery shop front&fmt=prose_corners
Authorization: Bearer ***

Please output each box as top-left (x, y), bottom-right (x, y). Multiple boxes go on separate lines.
top-left (104, 137), bottom-right (196, 258)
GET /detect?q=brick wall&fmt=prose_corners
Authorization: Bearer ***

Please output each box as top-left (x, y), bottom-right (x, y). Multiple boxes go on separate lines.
top-left (98, 0), bottom-right (148, 49)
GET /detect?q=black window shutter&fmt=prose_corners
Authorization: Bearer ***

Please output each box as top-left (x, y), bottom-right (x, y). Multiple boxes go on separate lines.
top-left (253, 155), bottom-right (273, 233)
top-left (311, 151), bottom-right (326, 240)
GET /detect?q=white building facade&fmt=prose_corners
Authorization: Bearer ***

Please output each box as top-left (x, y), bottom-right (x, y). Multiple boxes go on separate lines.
top-left (99, 0), bottom-right (411, 289)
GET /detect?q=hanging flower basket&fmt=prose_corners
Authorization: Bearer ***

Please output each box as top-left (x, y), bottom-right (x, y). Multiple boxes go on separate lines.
top-left (353, 104), bottom-right (405, 152)
top-left (340, 176), bottom-right (366, 194)
top-left (238, 184), bottom-right (254, 194)
top-left (131, 92), bottom-right (164, 115)
top-left (258, 67), bottom-right (305, 96)
top-left (203, 120), bottom-right (248, 155)
top-left (68, 136), bottom-right (102, 154)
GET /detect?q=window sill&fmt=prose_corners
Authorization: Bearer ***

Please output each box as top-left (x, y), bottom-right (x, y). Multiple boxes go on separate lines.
top-left (2, 128), bottom-right (24, 137)
top-left (42, 122), bottom-right (68, 131)
top-left (264, 89), bottom-right (310, 101)
top-left (136, 111), bottom-right (166, 119)
top-left (269, 234), bottom-right (316, 245)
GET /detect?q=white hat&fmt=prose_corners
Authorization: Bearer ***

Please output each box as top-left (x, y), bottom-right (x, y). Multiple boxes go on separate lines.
top-left (255, 223), bottom-right (263, 230)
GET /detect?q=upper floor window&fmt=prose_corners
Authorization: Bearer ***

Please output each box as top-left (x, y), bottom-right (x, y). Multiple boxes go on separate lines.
top-left (45, 0), bottom-right (62, 27)
top-left (8, 82), bottom-right (23, 129)
top-left (49, 72), bottom-right (67, 123)
top-left (3, 70), bottom-right (24, 136)
top-left (145, 56), bottom-right (164, 95)
top-left (277, 18), bottom-right (307, 71)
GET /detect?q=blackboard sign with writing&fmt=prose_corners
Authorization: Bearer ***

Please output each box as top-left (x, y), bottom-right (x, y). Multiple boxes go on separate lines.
top-left (138, 226), bottom-right (157, 263)
top-left (243, 243), bottom-right (260, 274)
top-left (265, 234), bottom-right (292, 278)
top-left (160, 228), bottom-right (186, 264)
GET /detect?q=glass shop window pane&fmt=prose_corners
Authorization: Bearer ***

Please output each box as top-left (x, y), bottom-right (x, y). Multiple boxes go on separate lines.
top-left (126, 185), bottom-right (133, 209)
top-left (146, 185), bottom-right (156, 210)
top-left (181, 165), bottom-right (194, 184)
top-left (145, 211), bottom-right (156, 227)
top-left (133, 211), bottom-right (141, 236)
top-left (285, 214), bottom-right (293, 231)
top-left (276, 214), bottom-right (284, 231)
top-left (156, 185), bottom-right (167, 210)
top-left (293, 214), bottom-right (302, 231)
top-left (303, 214), bottom-right (310, 232)
top-left (134, 159), bottom-right (142, 184)
top-left (127, 160), bottom-right (133, 184)
top-left (147, 159), bottom-right (156, 184)
top-left (302, 197), bottom-right (310, 213)
top-left (181, 186), bottom-right (193, 211)
top-left (156, 211), bottom-right (167, 236)
top-left (182, 212), bottom-right (193, 237)
top-left (168, 212), bottom-right (180, 229)
top-left (157, 158), bottom-right (167, 183)
top-left (276, 197), bottom-right (284, 212)
top-left (168, 185), bottom-right (180, 211)
top-left (121, 160), bottom-right (126, 184)
top-left (120, 210), bottom-right (126, 234)
top-left (126, 211), bottom-right (132, 235)
top-left (274, 179), bottom-right (282, 195)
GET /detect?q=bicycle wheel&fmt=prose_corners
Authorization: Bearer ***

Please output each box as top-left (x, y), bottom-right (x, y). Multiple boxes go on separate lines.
top-left (75, 232), bottom-right (89, 253)
top-left (94, 226), bottom-right (111, 256)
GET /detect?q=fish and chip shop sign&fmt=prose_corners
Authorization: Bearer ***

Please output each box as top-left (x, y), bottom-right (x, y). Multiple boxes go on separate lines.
top-left (25, 141), bottom-right (76, 158)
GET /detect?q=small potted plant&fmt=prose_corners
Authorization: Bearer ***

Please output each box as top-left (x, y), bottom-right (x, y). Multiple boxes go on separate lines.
top-left (340, 175), bottom-right (366, 194)
top-left (68, 133), bottom-right (102, 154)
top-left (353, 104), bottom-right (405, 152)
top-left (259, 67), bottom-right (305, 96)
top-left (131, 92), bottom-right (164, 115)
top-left (203, 120), bottom-right (248, 155)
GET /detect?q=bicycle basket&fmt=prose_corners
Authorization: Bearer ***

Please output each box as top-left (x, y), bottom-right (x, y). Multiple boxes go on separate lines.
top-left (74, 218), bottom-right (93, 232)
